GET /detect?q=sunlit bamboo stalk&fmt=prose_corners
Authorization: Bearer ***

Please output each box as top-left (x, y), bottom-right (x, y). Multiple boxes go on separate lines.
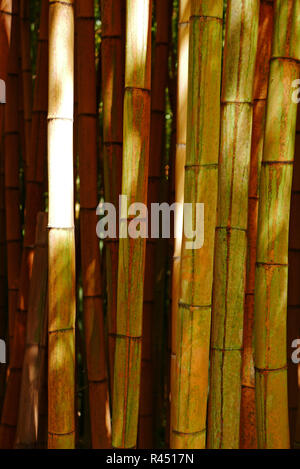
top-left (240, 0), bottom-right (274, 449)
top-left (47, 0), bottom-right (75, 449)
top-left (171, 0), bottom-right (223, 449)
top-left (208, 0), bottom-right (259, 449)
top-left (254, 0), bottom-right (300, 449)
top-left (112, 0), bottom-right (152, 449)
top-left (139, 0), bottom-right (171, 449)
top-left (170, 0), bottom-right (190, 444)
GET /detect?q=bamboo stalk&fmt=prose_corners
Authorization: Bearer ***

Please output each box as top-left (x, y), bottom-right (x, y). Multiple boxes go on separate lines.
top-left (254, 0), bottom-right (300, 449)
top-left (0, 0), bottom-right (12, 136)
top-left (76, 0), bottom-right (111, 449)
top-left (240, 0), bottom-right (274, 449)
top-left (0, 0), bottom-right (22, 449)
top-left (0, 0), bottom-right (12, 414)
top-left (13, 0), bottom-right (49, 447)
top-left (170, 0), bottom-right (190, 444)
top-left (0, 0), bottom-right (49, 448)
top-left (171, 0), bottom-right (223, 450)
top-left (48, 0), bottom-right (75, 449)
top-left (19, 0), bottom-right (32, 172)
top-left (139, 0), bottom-right (170, 449)
top-left (15, 213), bottom-right (48, 449)
top-left (101, 0), bottom-right (125, 396)
top-left (112, 0), bottom-right (152, 449)
top-left (208, 0), bottom-right (259, 449)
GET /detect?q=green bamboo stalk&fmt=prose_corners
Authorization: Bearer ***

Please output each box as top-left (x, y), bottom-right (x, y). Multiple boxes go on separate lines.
top-left (208, 0), bottom-right (259, 449)
top-left (112, 0), bottom-right (152, 449)
top-left (240, 0), bottom-right (274, 449)
top-left (47, 0), bottom-right (75, 450)
top-left (254, 0), bottom-right (300, 449)
top-left (170, 0), bottom-right (190, 444)
top-left (171, 0), bottom-right (223, 449)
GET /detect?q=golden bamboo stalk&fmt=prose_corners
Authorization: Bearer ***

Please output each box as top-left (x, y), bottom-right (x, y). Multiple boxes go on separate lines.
top-left (112, 0), bottom-right (152, 449)
top-left (208, 0), bottom-right (259, 449)
top-left (240, 0), bottom-right (274, 449)
top-left (254, 0), bottom-right (300, 449)
top-left (172, 0), bottom-right (223, 450)
top-left (139, 0), bottom-right (170, 449)
top-left (48, 0), bottom-right (75, 449)
top-left (170, 0), bottom-right (190, 443)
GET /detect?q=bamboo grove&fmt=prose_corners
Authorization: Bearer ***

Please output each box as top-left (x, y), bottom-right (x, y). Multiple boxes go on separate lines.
top-left (0, 0), bottom-right (299, 450)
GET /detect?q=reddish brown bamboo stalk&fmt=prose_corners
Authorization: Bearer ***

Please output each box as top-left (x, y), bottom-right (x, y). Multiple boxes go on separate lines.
top-left (0, 0), bottom-right (22, 449)
top-left (138, 0), bottom-right (170, 449)
top-left (12, 0), bottom-right (49, 447)
top-left (0, 0), bottom-right (48, 449)
top-left (101, 0), bottom-right (125, 396)
top-left (15, 213), bottom-right (48, 449)
top-left (0, 0), bottom-right (12, 135)
top-left (0, 0), bottom-right (12, 414)
top-left (19, 0), bottom-right (32, 172)
top-left (240, 0), bottom-right (274, 449)
top-left (76, 0), bottom-right (111, 449)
